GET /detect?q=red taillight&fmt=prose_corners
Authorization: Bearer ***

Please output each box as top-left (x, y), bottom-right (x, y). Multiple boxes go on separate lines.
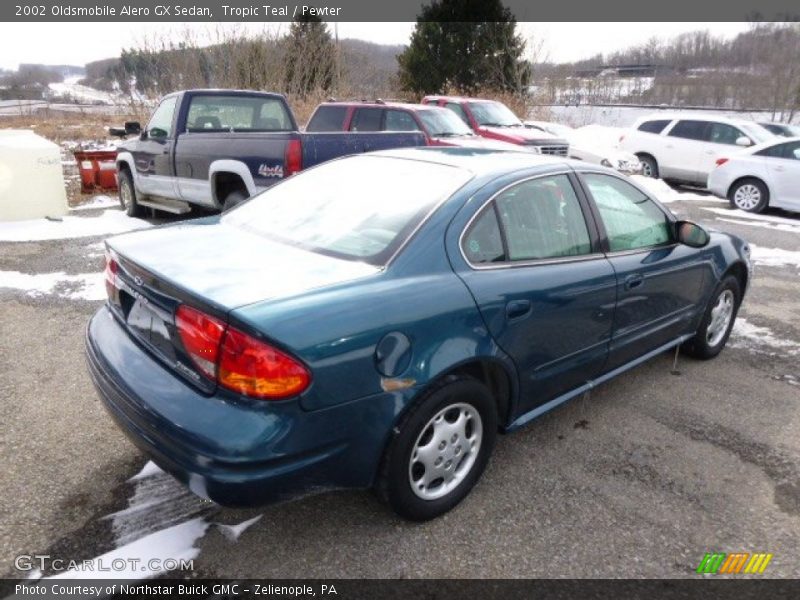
top-left (284, 139), bottom-right (302, 177)
top-left (175, 304), bottom-right (311, 399)
top-left (105, 251), bottom-right (119, 300)
top-left (175, 305), bottom-right (226, 379)
top-left (219, 328), bottom-right (311, 399)
top-left (715, 158), bottom-right (729, 167)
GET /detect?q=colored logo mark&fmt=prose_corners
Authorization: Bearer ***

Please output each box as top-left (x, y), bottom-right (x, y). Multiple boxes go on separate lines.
top-left (696, 552), bottom-right (773, 574)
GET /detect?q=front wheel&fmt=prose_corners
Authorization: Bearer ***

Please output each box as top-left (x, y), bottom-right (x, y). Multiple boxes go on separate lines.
top-left (681, 275), bottom-right (741, 359)
top-left (118, 169), bottom-right (142, 217)
top-left (376, 377), bottom-right (497, 521)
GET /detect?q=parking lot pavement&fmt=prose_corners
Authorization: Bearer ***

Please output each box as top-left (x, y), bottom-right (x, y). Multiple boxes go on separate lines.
top-left (1, 194), bottom-right (798, 579)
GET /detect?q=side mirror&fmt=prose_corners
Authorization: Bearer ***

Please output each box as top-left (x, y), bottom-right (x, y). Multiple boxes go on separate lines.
top-left (148, 127), bottom-right (168, 140)
top-left (108, 127), bottom-right (127, 138)
top-left (735, 136), bottom-right (752, 147)
top-left (676, 220), bottom-right (710, 248)
top-left (125, 121), bottom-right (141, 135)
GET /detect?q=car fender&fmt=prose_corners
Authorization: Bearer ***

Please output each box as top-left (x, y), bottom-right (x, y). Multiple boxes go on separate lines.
top-left (116, 151), bottom-right (139, 190)
top-left (209, 160), bottom-right (258, 206)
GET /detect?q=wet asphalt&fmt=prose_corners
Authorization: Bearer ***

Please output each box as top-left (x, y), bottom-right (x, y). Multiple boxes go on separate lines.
top-left (1, 191), bottom-right (798, 579)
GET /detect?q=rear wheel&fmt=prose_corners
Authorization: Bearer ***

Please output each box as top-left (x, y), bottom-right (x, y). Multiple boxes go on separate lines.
top-left (681, 275), bottom-right (741, 359)
top-left (222, 189), bottom-right (248, 212)
top-left (637, 154), bottom-right (659, 178)
top-left (118, 169), bottom-right (142, 217)
top-left (377, 377), bottom-right (497, 521)
top-left (729, 178), bottom-right (768, 213)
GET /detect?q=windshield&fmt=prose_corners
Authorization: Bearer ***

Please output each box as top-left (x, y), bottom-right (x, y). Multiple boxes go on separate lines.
top-left (468, 101), bottom-right (522, 127)
top-left (223, 155), bottom-right (473, 266)
top-left (418, 109), bottom-right (474, 137)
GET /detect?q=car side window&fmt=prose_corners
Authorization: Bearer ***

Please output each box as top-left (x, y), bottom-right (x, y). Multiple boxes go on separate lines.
top-left (350, 108), bottom-right (383, 132)
top-left (307, 106), bottom-right (348, 132)
top-left (462, 206), bottom-right (505, 264)
top-left (668, 120), bottom-right (708, 141)
top-left (788, 142), bottom-right (800, 160)
top-left (638, 119), bottom-right (671, 134)
top-left (584, 174), bottom-right (672, 252)
top-left (494, 175), bottom-right (592, 261)
top-left (755, 141), bottom-right (800, 159)
top-left (384, 110), bottom-right (420, 132)
top-left (147, 96), bottom-right (178, 138)
top-left (445, 102), bottom-right (470, 125)
top-left (707, 122), bottom-right (745, 145)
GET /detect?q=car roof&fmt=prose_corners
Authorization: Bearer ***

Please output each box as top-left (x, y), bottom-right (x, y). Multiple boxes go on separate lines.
top-left (424, 95), bottom-right (499, 104)
top-left (316, 101), bottom-right (445, 113)
top-left (368, 147), bottom-right (573, 177)
top-left (634, 113), bottom-right (764, 127)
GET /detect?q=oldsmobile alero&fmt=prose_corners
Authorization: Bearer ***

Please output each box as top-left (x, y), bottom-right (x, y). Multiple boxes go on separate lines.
top-left (86, 148), bottom-right (752, 520)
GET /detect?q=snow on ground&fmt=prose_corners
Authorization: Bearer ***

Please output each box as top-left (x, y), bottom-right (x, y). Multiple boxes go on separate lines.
top-left (32, 461), bottom-right (262, 580)
top-left (699, 206), bottom-right (800, 227)
top-left (48, 81), bottom-right (120, 106)
top-left (0, 270), bottom-right (104, 301)
top-left (70, 195), bottom-right (120, 211)
top-left (730, 318), bottom-right (800, 356)
top-left (749, 245), bottom-right (800, 270)
top-left (716, 217), bottom-right (800, 234)
top-left (0, 209), bottom-right (150, 241)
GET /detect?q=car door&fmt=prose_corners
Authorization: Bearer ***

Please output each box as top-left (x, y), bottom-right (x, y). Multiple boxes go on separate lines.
top-left (453, 172), bottom-right (617, 415)
top-left (697, 122), bottom-right (751, 179)
top-left (762, 141), bottom-right (800, 209)
top-left (132, 95), bottom-right (179, 197)
top-left (579, 172), bottom-right (708, 370)
top-left (661, 119), bottom-right (709, 182)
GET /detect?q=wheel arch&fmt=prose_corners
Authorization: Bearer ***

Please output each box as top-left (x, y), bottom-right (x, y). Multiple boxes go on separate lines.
top-left (727, 175), bottom-right (770, 202)
top-left (209, 160), bottom-right (257, 207)
top-left (723, 260), bottom-right (749, 295)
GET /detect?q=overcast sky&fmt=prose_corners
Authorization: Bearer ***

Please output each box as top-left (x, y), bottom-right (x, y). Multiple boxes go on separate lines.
top-left (0, 22), bottom-right (752, 71)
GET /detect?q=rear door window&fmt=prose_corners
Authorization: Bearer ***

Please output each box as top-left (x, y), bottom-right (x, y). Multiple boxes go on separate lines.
top-left (668, 120), bottom-right (709, 141)
top-left (350, 108), bottom-right (383, 132)
top-left (306, 105), bottom-right (348, 132)
top-left (637, 119), bottom-right (671, 134)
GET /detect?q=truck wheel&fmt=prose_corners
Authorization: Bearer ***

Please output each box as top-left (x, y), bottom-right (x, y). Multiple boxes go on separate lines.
top-left (118, 169), bottom-right (142, 217)
top-left (637, 154), bottom-right (659, 178)
top-left (376, 377), bottom-right (497, 521)
top-left (222, 190), bottom-right (249, 212)
top-left (681, 275), bottom-right (741, 360)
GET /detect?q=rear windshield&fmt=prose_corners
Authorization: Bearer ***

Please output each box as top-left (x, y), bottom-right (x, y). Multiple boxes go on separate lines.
top-left (222, 155), bottom-right (473, 266)
top-left (186, 95), bottom-right (294, 132)
top-left (306, 105), bottom-right (348, 132)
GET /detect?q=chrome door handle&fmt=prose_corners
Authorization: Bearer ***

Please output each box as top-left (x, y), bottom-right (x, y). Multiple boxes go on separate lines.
top-left (506, 300), bottom-right (532, 320)
top-left (624, 274), bottom-right (644, 290)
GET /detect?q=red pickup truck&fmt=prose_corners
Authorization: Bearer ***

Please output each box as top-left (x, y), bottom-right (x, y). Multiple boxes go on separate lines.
top-left (305, 101), bottom-right (521, 151)
top-left (422, 95), bottom-right (569, 156)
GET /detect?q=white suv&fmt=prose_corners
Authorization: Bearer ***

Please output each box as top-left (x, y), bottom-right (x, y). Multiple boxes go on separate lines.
top-left (620, 114), bottom-right (774, 186)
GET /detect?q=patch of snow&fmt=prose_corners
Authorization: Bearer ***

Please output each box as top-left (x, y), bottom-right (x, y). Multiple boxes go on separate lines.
top-left (749, 245), bottom-right (800, 270)
top-left (70, 195), bottom-right (120, 212)
top-left (216, 515), bottom-right (262, 542)
top-left (699, 206), bottom-right (800, 227)
top-left (0, 270), bottom-right (104, 301)
top-left (0, 209), bottom-right (150, 241)
top-left (716, 217), bottom-right (800, 233)
top-left (48, 517), bottom-right (210, 580)
top-left (129, 461), bottom-right (164, 482)
top-left (730, 318), bottom-right (800, 356)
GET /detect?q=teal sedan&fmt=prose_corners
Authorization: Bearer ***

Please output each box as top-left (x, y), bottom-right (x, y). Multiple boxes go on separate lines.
top-left (86, 148), bottom-right (751, 521)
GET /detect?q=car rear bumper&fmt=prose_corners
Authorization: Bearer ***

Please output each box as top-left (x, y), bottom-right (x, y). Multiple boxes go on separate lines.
top-left (706, 170), bottom-right (729, 199)
top-left (85, 306), bottom-right (406, 506)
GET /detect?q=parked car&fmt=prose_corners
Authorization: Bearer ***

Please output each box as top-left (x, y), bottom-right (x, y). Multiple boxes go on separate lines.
top-left (115, 90), bottom-right (426, 215)
top-left (87, 148), bottom-right (751, 521)
top-left (619, 114), bottom-right (774, 185)
top-left (305, 100), bottom-right (521, 151)
top-left (708, 136), bottom-right (800, 213)
top-left (758, 122), bottom-right (800, 138)
top-left (525, 120), bottom-right (641, 173)
top-left (422, 95), bottom-right (570, 155)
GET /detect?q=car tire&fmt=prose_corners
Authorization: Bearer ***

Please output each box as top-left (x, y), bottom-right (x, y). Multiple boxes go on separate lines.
top-left (681, 275), bottom-right (742, 360)
top-left (729, 178), bottom-right (769, 213)
top-left (376, 376), bottom-right (497, 521)
top-left (118, 169), bottom-right (142, 218)
top-left (222, 190), bottom-right (249, 212)
top-left (637, 154), bottom-right (659, 178)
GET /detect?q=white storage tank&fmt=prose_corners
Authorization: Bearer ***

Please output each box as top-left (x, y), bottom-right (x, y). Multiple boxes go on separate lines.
top-left (0, 129), bottom-right (67, 221)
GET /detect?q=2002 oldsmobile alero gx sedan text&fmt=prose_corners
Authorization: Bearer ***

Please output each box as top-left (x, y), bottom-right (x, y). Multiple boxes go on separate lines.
top-left (86, 148), bottom-right (752, 521)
